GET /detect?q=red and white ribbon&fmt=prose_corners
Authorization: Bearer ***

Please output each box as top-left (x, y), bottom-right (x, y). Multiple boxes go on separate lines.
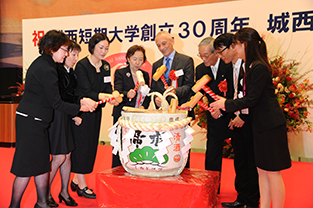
top-left (202, 85), bottom-right (219, 100)
top-left (97, 97), bottom-right (115, 105)
top-left (160, 75), bottom-right (169, 89)
top-left (197, 100), bottom-right (214, 113)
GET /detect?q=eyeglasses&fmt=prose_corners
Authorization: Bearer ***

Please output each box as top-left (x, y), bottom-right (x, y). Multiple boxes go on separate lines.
top-left (215, 46), bottom-right (229, 56)
top-left (60, 47), bottom-right (68, 52)
top-left (197, 52), bottom-right (213, 59)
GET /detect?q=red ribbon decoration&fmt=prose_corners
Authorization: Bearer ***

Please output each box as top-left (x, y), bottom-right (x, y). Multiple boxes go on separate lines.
top-left (169, 70), bottom-right (178, 80)
top-left (218, 80), bottom-right (227, 97)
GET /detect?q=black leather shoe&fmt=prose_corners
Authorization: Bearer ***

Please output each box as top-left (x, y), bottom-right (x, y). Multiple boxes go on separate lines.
top-left (34, 203), bottom-right (43, 208)
top-left (70, 180), bottom-right (78, 192)
top-left (47, 197), bottom-right (59, 207)
top-left (221, 201), bottom-right (246, 208)
top-left (77, 186), bottom-right (96, 199)
top-left (58, 193), bottom-right (78, 206)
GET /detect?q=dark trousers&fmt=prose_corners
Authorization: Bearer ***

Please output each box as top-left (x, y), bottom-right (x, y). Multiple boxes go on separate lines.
top-left (205, 115), bottom-right (230, 172)
top-left (231, 121), bottom-right (260, 206)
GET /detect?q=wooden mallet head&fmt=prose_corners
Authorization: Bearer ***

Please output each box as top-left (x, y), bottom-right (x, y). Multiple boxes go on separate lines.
top-left (112, 90), bottom-right (124, 103)
top-left (136, 70), bottom-right (145, 86)
top-left (191, 75), bottom-right (212, 93)
top-left (152, 65), bottom-right (167, 81)
top-left (187, 92), bottom-right (204, 108)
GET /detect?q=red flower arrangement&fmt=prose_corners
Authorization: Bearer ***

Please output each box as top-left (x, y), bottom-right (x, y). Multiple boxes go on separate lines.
top-left (9, 82), bottom-right (25, 96)
top-left (271, 56), bottom-right (313, 133)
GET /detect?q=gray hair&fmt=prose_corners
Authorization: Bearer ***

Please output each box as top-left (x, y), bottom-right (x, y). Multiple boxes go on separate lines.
top-left (198, 37), bottom-right (215, 53)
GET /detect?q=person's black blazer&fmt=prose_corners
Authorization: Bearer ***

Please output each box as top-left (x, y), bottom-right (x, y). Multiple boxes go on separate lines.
top-left (151, 51), bottom-right (194, 105)
top-left (112, 66), bottom-right (150, 119)
top-left (225, 61), bottom-right (286, 133)
top-left (74, 57), bottom-right (113, 104)
top-left (56, 63), bottom-right (81, 104)
top-left (17, 53), bottom-right (80, 123)
top-left (196, 59), bottom-right (232, 139)
top-left (196, 59), bottom-right (232, 106)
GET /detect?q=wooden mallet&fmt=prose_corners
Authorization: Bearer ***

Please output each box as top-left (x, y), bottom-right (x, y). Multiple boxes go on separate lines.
top-left (192, 75), bottom-right (219, 100)
top-left (129, 70), bottom-right (146, 101)
top-left (180, 92), bottom-right (214, 113)
top-left (152, 65), bottom-right (169, 89)
top-left (97, 90), bottom-right (123, 105)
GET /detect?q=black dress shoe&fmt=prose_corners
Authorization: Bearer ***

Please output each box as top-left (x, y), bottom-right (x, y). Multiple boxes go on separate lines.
top-left (70, 180), bottom-right (78, 192)
top-left (221, 200), bottom-right (246, 208)
top-left (58, 194), bottom-right (78, 206)
top-left (34, 203), bottom-right (43, 208)
top-left (47, 197), bottom-right (59, 207)
top-left (77, 186), bottom-right (96, 199)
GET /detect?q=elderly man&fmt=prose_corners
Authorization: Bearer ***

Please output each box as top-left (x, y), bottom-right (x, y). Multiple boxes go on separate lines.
top-left (195, 37), bottom-right (232, 174)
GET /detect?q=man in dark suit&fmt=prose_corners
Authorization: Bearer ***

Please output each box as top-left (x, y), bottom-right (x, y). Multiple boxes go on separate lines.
top-left (151, 31), bottom-right (194, 109)
top-left (195, 37), bottom-right (232, 174)
top-left (214, 33), bottom-right (259, 208)
top-left (151, 31), bottom-right (194, 167)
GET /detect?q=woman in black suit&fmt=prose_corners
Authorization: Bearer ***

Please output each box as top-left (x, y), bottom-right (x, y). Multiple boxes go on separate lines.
top-left (210, 27), bottom-right (291, 208)
top-left (9, 30), bottom-right (96, 208)
top-left (112, 45), bottom-right (150, 168)
top-left (70, 33), bottom-right (117, 199)
top-left (47, 40), bottom-right (82, 207)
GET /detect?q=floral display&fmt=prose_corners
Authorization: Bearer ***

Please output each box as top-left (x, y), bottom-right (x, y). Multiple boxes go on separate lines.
top-left (271, 56), bottom-right (313, 133)
top-left (9, 82), bottom-right (24, 96)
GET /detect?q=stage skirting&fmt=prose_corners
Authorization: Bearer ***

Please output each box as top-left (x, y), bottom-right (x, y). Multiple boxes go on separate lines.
top-left (96, 166), bottom-right (220, 208)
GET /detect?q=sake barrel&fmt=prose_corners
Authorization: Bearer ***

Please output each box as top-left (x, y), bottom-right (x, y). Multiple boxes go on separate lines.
top-left (117, 110), bottom-right (192, 177)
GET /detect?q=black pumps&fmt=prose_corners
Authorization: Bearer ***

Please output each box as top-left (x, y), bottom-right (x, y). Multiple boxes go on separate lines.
top-left (77, 186), bottom-right (96, 199)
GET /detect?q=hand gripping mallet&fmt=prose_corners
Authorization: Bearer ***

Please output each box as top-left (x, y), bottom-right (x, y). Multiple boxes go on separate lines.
top-left (97, 90), bottom-right (123, 105)
top-left (129, 70), bottom-right (145, 101)
top-left (180, 92), bottom-right (214, 113)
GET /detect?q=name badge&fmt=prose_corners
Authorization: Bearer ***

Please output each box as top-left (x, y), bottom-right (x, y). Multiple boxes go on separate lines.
top-left (175, 69), bottom-right (184, 77)
top-left (104, 76), bottom-right (111, 83)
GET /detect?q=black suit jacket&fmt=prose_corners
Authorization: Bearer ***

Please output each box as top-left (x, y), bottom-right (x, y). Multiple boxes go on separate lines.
top-left (74, 56), bottom-right (113, 106)
top-left (112, 66), bottom-right (150, 119)
top-left (225, 61), bottom-right (286, 133)
top-left (151, 51), bottom-right (194, 105)
top-left (17, 53), bottom-right (80, 123)
top-left (196, 59), bottom-right (232, 138)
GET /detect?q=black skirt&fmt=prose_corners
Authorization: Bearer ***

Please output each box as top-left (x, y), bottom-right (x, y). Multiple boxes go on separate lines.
top-left (71, 108), bottom-right (102, 174)
top-left (48, 110), bottom-right (75, 155)
top-left (253, 124), bottom-right (291, 171)
top-left (11, 114), bottom-right (50, 177)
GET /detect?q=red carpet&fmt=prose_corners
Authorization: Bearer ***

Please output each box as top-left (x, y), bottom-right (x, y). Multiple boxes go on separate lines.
top-left (0, 145), bottom-right (313, 208)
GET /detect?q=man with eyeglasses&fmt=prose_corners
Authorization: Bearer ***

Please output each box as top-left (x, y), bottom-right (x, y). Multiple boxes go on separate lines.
top-left (195, 37), bottom-right (232, 181)
top-left (214, 33), bottom-right (259, 208)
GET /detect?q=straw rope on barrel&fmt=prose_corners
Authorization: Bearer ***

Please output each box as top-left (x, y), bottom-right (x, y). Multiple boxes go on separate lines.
top-left (118, 116), bottom-right (192, 132)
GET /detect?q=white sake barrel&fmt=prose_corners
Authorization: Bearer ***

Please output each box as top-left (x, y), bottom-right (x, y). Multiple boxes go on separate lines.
top-left (117, 110), bottom-right (191, 177)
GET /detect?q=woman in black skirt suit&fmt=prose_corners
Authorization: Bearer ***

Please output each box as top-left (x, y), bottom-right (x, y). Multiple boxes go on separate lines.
top-left (111, 45), bottom-right (150, 168)
top-left (70, 33), bottom-right (118, 199)
top-left (47, 40), bottom-right (82, 207)
top-left (9, 30), bottom-right (97, 208)
top-left (211, 27), bottom-right (291, 208)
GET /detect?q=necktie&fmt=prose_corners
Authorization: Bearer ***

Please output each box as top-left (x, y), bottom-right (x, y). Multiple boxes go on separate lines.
top-left (211, 66), bottom-right (217, 79)
top-left (164, 57), bottom-right (171, 81)
top-left (233, 66), bottom-right (239, 99)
